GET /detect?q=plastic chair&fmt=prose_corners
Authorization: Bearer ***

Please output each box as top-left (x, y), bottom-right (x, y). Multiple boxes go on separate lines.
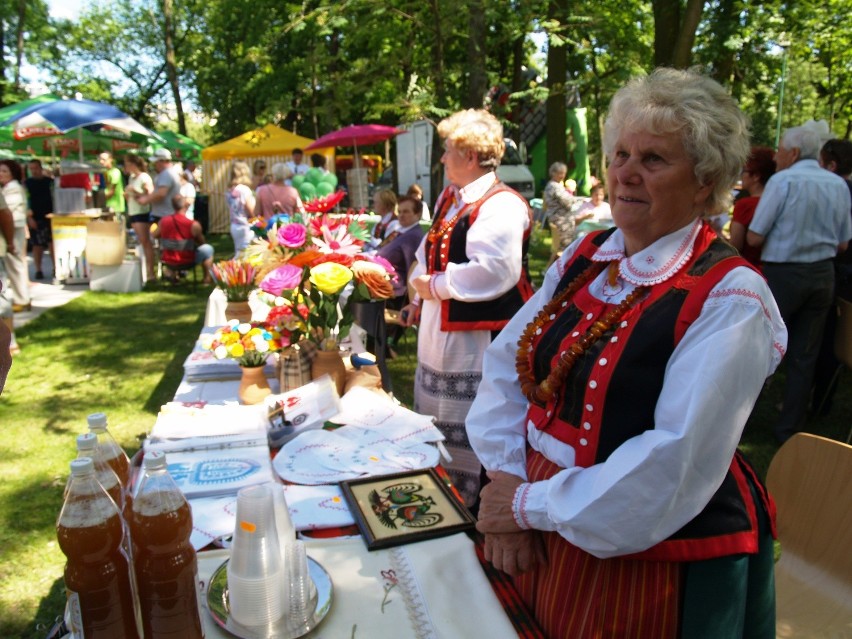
top-left (765, 433), bottom-right (852, 637)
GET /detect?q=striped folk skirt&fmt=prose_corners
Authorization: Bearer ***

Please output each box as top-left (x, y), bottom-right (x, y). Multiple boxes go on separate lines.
top-left (513, 448), bottom-right (775, 638)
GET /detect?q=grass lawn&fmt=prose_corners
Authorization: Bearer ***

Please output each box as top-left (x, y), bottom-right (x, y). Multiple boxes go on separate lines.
top-left (0, 230), bottom-right (849, 637)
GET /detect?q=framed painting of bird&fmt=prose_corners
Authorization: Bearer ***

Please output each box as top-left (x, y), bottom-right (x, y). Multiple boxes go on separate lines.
top-left (341, 468), bottom-right (476, 550)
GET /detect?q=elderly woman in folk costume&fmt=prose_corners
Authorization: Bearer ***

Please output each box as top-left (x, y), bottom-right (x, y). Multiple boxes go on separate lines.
top-left (401, 109), bottom-right (534, 506)
top-left (468, 69), bottom-right (786, 638)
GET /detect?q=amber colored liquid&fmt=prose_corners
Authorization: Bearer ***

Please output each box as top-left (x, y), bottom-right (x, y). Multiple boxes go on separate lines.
top-left (105, 450), bottom-right (131, 488)
top-left (131, 497), bottom-right (204, 639)
top-left (57, 512), bottom-right (140, 639)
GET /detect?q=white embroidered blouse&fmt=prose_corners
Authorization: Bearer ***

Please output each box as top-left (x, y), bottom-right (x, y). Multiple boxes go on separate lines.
top-left (466, 219), bottom-right (787, 559)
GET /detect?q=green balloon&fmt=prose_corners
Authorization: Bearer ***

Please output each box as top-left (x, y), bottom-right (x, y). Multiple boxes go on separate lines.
top-left (299, 182), bottom-right (317, 201)
top-left (316, 181), bottom-right (335, 197)
top-left (320, 172), bottom-right (338, 188)
top-left (306, 167), bottom-right (323, 185)
top-left (291, 174), bottom-right (306, 188)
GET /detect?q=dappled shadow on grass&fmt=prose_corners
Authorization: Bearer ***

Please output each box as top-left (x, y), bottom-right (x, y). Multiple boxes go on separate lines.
top-left (12, 291), bottom-right (205, 425)
top-left (0, 477), bottom-right (67, 638)
top-left (28, 577), bottom-right (66, 639)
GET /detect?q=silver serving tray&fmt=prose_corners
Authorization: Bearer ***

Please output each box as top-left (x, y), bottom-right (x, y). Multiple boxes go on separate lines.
top-left (206, 557), bottom-right (332, 639)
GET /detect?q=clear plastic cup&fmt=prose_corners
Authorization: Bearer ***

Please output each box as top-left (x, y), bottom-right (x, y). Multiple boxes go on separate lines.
top-left (287, 540), bottom-right (315, 629)
top-left (227, 485), bottom-right (285, 626)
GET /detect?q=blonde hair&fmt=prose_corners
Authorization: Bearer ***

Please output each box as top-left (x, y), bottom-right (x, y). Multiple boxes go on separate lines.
top-left (271, 162), bottom-right (293, 182)
top-left (230, 160), bottom-right (253, 188)
top-left (603, 68), bottom-right (749, 215)
top-left (437, 109), bottom-right (505, 170)
top-left (373, 188), bottom-right (398, 214)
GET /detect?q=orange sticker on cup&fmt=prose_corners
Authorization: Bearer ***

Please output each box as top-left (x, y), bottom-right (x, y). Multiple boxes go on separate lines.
top-left (240, 520), bottom-right (257, 533)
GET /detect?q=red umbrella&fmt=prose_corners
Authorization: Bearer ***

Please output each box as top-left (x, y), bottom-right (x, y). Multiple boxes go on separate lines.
top-left (304, 124), bottom-right (405, 151)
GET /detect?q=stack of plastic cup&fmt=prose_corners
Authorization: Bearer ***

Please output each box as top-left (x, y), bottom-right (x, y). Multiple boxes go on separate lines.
top-left (286, 540), bottom-right (314, 632)
top-left (227, 485), bottom-right (285, 627)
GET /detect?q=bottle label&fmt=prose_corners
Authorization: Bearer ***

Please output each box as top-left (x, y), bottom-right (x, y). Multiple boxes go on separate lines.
top-left (65, 590), bottom-right (85, 638)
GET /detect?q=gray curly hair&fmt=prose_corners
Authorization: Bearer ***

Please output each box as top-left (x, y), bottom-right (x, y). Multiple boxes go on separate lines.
top-left (603, 68), bottom-right (750, 215)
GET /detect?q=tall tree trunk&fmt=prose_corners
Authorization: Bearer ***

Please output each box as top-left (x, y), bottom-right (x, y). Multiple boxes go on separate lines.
top-left (652, 0), bottom-right (679, 67)
top-left (0, 18), bottom-right (7, 106)
top-left (510, 34), bottom-right (525, 145)
top-left (672, 0), bottom-right (706, 68)
top-left (546, 0), bottom-right (568, 170)
top-left (428, 0), bottom-right (447, 204)
top-left (14, 0), bottom-right (25, 92)
top-left (709, 0), bottom-right (739, 84)
top-left (653, 0), bottom-right (706, 68)
top-left (162, 0), bottom-right (186, 134)
top-left (464, 0), bottom-right (487, 108)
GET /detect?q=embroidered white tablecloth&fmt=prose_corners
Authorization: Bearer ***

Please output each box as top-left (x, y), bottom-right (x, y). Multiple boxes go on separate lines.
top-left (198, 533), bottom-right (518, 639)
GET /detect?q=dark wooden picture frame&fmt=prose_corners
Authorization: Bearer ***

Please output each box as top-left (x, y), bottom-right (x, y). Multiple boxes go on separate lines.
top-left (340, 468), bottom-right (476, 550)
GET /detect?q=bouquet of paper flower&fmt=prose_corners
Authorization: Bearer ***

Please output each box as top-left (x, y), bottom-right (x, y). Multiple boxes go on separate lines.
top-left (244, 213), bottom-right (397, 351)
top-left (203, 319), bottom-right (288, 368)
top-left (209, 259), bottom-right (259, 302)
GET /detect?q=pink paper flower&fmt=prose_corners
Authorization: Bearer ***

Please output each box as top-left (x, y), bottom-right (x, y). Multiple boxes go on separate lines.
top-left (260, 264), bottom-right (304, 296)
top-left (277, 223), bottom-right (307, 248)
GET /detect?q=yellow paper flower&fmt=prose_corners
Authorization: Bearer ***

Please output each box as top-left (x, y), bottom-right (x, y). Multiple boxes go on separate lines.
top-left (309, 262), bottom-right (353, 295)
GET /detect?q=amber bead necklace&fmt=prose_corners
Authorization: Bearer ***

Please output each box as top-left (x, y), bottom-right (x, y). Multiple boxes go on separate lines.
top-left (516, 260), bottom-right (648, 405)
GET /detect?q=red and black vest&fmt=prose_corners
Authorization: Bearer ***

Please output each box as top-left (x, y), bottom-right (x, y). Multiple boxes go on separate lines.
top-left (426, 182), bottom-right (534, 332)
top-left (525, 224), bottom-right (776, 562)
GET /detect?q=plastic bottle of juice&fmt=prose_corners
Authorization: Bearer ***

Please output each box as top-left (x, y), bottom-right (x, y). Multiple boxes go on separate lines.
top-left (57, 457), bottom-right (140, 639)
top-left (87, 412), bottom-right (131, 488)
top-left (130, 451), bottom-right (205, 638)
top-left (66, 432), bottom-right (124, 509)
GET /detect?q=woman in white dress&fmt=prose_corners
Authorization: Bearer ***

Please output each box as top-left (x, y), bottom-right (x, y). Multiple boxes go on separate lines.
top-left (226, 161), bottom-right (256, 255)
top-left (0, 160), bottom-right (30, 310)
top-left (401, 109), bottom-right (533, 506)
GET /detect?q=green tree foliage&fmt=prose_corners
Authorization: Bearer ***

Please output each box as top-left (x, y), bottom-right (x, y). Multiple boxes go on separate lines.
top-left (10, 0), bottom-right (852, 162)
top-left (0, 0), bottom-right (52, 106)
top-left (33, 0), bottom-right (201, 128)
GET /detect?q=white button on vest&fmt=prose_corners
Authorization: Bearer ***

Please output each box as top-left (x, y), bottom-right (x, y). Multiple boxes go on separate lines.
top-left (585, 403), bottom-right (593, 411)
top-left (583, 422), bottom-right (592, 430)
top-left (580, 438), bottom-right (588, 446)
top-left (589, 380), bottom-right (597, 389)
top-left (586, 313), bottom-right (593, 320)
top-left (599, 358), bottom-right (608, 366)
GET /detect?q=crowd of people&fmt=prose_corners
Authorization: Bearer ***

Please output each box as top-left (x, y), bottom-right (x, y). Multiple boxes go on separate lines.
top-left (0, 147), bottom-right (206, 357)
top-left (2, 67), bottom-right (852, 637)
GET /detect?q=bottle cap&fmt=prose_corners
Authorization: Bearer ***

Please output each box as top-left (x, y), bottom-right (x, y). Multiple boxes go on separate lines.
top-left (70, 457), bottom-right (95, 476)
top-left (143, 451), bottom-right (167, 470)
top-left (87, 412), bottom-right (108, 432)
top-left (76, 432), bottom-right (97, 451)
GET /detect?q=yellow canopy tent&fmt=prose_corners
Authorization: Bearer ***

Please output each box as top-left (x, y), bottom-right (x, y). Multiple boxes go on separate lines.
top-left (201, 124), bottom-right (333, 233)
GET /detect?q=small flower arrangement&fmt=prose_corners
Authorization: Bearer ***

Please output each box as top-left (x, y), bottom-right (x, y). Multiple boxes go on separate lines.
top-left (210, 259), bottom-right (259, 302)
top-left (202, 319), bottom-right (288, 367)
top-left (244, 213), bottom-right (397, 351)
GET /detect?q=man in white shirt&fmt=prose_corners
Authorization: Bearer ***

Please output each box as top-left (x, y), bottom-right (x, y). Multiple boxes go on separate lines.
top-left (285, 148), bottom-right (310, 180)
top-left (747, 119), bottom-right (852, 443)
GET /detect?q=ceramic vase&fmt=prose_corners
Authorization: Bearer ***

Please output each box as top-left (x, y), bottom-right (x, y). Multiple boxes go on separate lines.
top-left (238, 365), bottom-right (272, 405)
top-left (311, 348), bottom-right (346, 396)
top-left (226, 300), bottom-right (253, 324)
